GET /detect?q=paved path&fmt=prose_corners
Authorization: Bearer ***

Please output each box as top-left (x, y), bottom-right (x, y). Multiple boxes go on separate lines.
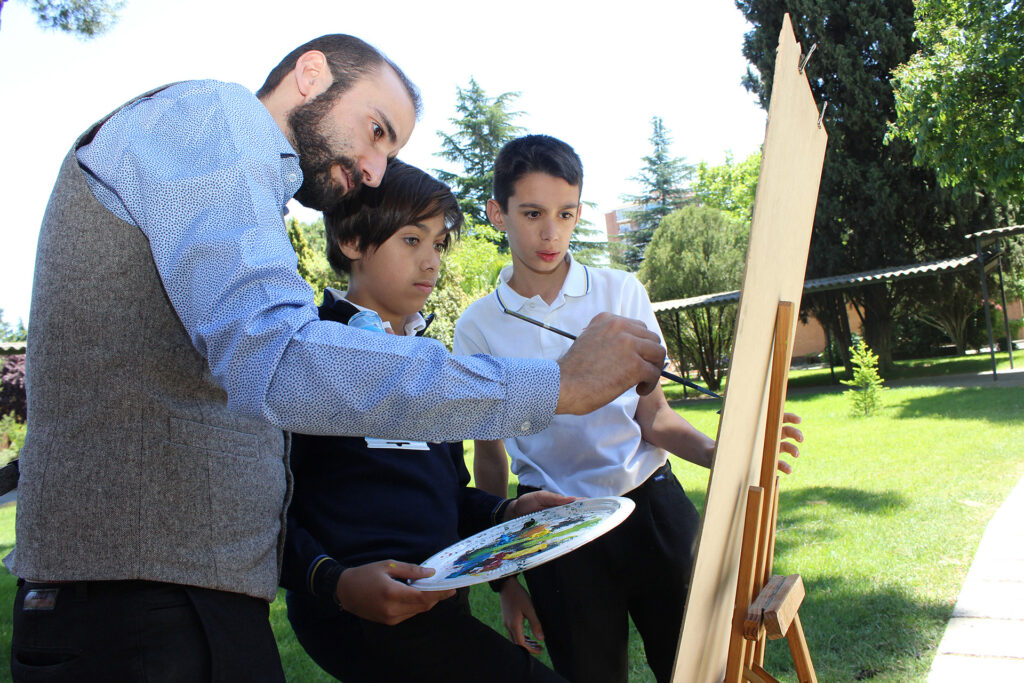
top-left (927, 472), bottom-right (1024, 679)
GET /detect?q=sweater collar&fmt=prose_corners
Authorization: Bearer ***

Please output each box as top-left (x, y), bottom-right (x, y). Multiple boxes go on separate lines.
top-left (320, 288), bottom-right (432, 336)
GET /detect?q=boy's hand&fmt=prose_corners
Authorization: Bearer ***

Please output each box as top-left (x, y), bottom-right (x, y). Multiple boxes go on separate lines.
top-left (334, 561), bottom-right (454, 625)
top-left (504, 491), bottom-right (576, 521)
top-left (499, 578), bottom-right (546, 654)
top-left (777, 412), bottom-right (804, 475)
top-left (556, 313), bottom-right (665, 415)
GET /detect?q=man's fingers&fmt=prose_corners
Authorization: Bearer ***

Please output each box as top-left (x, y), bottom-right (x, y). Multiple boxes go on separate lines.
top-left (556, 313), bottom-right (667, 414)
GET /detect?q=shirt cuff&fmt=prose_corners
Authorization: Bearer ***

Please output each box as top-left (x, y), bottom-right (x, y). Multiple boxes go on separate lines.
top-left (307, 554), bottom-right (348, 604)
top-left (491, 498), bottom-right (513, 525)
top-left (499, 357), bottom-right (560, 437)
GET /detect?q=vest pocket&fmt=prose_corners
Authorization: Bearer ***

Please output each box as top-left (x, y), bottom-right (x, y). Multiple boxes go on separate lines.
top-left (168, 417), bottom-right (259, 459)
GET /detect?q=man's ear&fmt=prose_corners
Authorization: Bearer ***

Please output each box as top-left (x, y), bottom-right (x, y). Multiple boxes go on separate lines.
top-left (486, 199), bottom-right (507, 232)
top-left (293, 50), bottom-right (333, 101)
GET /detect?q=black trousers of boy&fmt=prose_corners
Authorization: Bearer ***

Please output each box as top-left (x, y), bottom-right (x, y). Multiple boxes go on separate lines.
top-left (286, 586), bottom-right (566, 683)
top-left (518, 462), bottom-right (701, 683)
top-left (11, 579), bottom-right (285, 682)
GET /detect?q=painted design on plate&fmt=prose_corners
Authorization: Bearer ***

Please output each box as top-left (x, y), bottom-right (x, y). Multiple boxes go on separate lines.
top-left (411, 496), bottom-right (635, 590)
top-left (447, 513), bottom-right (602, 579)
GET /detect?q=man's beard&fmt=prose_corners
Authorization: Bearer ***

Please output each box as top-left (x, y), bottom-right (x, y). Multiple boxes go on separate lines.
top-left (288, 93), bottom-right (361, 213)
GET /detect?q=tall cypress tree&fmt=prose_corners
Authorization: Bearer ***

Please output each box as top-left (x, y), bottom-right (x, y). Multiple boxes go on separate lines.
top-left (618, 116), bottom-right (693, 271)
top-left (737, 0), bottom-right (1003, 370)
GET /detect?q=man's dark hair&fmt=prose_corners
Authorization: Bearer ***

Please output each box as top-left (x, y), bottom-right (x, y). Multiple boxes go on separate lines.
top-left (325, 160), bottom-right (463, 275)
top-left (492, 134), bottom-right (584, 211)
top-left (257, 34), bottom-right (421, 117)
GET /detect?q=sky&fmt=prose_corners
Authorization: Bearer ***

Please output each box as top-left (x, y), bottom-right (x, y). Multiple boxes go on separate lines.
top-left (0, 0), bottom-right (769, 326)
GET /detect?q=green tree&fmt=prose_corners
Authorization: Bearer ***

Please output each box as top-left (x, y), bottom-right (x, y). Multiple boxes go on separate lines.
top-left (887, 0), bottom-right (1024, 200)
top-left (638, 206), bottom-right (748, 391)
top-left (434, 78), bottom-right (525, 231)
top-left (0, 0), bottom-right (124, 36)
top-left (906, 273), bottom-right (983, 355)
top-left (693, 150), bottom-right (761, 224)
top-left (1003, 235), bottom-right (1024, 303)
top-left (424, 222), bottom-right (509, 350)
top-left (0, 309), bottom-right (27, 343)
top-left (618, 116), bottom-right (694, 271)
top-left (737, 0), bottom-right (1007, 372)
top-left (285, 217), bottom-right (344, 303)
top-left (841, 338), bottom-right (886, 416)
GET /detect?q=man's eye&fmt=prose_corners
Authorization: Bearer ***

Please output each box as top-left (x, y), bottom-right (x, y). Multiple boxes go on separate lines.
top-left (525, 211), bottom-right (540, 219)
top-left (561, 212), bottom-right (576, 220)
top-left (405, 236), bottom-right (419, 246)
top-left (372, 123), bottom-right (384, 139)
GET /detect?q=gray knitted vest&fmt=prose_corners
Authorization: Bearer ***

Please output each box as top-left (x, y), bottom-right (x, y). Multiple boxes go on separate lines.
top-left (6, 90), bottom-right (291, 601)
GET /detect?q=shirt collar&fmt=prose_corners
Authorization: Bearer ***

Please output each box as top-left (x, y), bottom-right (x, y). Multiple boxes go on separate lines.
top-left (495, 253), bottom-right (591, 313)
top-left (324, 288), bottom-right (427, 336)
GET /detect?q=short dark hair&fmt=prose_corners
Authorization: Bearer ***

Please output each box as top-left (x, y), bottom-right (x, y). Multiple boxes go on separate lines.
top-left (324, 160), bottom-right (463, 275)
top-left (492, 134), bottom-right (584, 211)
top-left (257, 34), bottom-right (421, 117)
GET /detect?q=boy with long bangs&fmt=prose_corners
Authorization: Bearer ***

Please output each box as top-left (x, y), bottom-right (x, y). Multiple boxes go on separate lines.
top-left (281, 160), bottom-right (569, 683)
top-left (453, 135), bottom-right (802, 683)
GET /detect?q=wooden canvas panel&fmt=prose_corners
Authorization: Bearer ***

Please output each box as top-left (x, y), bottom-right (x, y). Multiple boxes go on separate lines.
top-left (671, 14), bottom-right (828, 682)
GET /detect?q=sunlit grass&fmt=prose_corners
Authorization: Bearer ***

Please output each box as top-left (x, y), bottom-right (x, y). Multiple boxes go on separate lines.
top-left (466, 385), bottom-right (1024, 682)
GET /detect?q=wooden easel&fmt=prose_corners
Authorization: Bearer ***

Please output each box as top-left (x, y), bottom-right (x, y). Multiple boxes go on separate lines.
top-left (724, 301), bottom-right (816, 683)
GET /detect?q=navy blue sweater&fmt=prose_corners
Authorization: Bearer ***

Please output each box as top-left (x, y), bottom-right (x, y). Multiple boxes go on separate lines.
top-left (280, 292), bottom-right (504, 602)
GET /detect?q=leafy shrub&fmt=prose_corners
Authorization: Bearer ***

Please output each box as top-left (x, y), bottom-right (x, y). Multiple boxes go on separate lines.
top-left (840, 340), bottom-right (885, 416)
top-left (0, 412), bottom-right (26, 465)
top-left (0, 355), bottom-right (26, 423)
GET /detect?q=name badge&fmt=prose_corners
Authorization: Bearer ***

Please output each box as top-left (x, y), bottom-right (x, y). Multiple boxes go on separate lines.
top-left (364, 437), bottom-right (430, 451)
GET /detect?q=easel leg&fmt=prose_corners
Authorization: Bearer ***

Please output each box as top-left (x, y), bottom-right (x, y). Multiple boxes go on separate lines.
top-left (786, 613), bottom-right (817, 683)
top-left (725, 486), bottom-right (764, 683)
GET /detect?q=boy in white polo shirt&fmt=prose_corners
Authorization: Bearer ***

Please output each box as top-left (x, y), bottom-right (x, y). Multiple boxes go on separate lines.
top-left (453, 135), bottom-right (801, 683)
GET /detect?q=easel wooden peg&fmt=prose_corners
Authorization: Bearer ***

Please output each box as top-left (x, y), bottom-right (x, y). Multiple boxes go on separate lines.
top-left (724, 301), bottom-right (816, 683)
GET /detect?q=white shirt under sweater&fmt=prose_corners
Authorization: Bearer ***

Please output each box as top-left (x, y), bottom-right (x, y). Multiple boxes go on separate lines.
top-left (453, 255), bottom-right (668, 498)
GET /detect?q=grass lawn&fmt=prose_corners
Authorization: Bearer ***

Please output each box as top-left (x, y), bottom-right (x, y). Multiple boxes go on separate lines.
top-left (0, 380), bottom-right (1021, 681)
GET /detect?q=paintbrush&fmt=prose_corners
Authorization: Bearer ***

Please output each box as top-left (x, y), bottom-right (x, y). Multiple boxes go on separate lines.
top-left (499, 308), bottom-right (724, 400)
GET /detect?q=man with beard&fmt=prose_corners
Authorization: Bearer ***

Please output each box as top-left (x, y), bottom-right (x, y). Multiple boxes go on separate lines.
top-left (7, 34), bottom-right (665, 682)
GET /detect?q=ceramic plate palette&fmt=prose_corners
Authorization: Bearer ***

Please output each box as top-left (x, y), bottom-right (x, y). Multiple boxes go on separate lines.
top-left (410, 496), bottom-right (635, 590)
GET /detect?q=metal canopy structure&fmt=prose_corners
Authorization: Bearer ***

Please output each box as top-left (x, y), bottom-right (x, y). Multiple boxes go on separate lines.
top-left (651, 254), bottom-right (980, 313)
top-left (965, 224), bottom-right (1024, 376)
top-left (651, 226), bottom-right (1024, 380)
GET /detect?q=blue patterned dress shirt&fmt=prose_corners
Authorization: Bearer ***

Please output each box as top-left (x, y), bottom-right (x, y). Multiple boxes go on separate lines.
top-left (75, 80), bottom-right (558, 442)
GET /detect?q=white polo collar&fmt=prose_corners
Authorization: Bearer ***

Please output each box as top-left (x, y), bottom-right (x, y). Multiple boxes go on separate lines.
top-left (494, 254), bottom-right (591, 314)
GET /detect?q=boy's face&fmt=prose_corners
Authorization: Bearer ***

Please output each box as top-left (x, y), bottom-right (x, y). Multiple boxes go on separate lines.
top-left (487, 172), bottom-right (581, 279)
top-left (340, 213), bottom-right (448, 329)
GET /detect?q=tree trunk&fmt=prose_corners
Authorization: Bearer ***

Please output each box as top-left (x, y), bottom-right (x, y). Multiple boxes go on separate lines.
top-left (858, 285), bottom-right (896, 373)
